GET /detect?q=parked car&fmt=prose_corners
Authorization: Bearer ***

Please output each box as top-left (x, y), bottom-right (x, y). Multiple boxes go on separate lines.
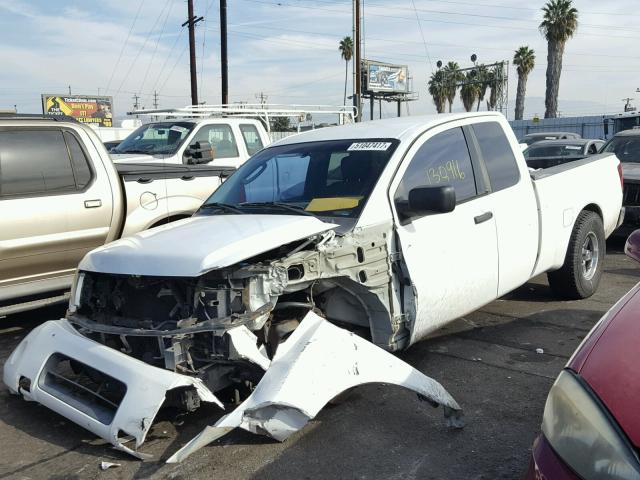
top-left (111, 118), bottom-right (271, 169)
top-left (524, 139), bottom-right (605, 169)
top-left (0, 115), bottom-right (235, 316)
top-left (520, 131), bottom-right (582, 146)
top-left (601, 129), bottom-right (640, 227)
top-left (4, 112), bottom-right (624, 462)
top-left (525, 229), bottom-right (640, 480)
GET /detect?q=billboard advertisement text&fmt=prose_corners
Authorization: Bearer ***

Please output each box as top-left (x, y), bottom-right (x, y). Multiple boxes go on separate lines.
top-left (41, 95), bottom-right (114, 127)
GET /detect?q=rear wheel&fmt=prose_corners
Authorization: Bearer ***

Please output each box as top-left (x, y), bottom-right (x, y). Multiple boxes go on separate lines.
top-left (547, 210), bottom-right (605, 299)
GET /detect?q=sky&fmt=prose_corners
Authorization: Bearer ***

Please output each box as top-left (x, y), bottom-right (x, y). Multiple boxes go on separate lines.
top-left (0, 0), bottom-right (638, 123)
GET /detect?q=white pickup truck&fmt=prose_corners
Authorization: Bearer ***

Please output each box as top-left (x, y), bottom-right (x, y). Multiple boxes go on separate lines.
top-left (4, 112), bottom-right (624, 462)
top-left (111, 117), bottom-right (271, 169)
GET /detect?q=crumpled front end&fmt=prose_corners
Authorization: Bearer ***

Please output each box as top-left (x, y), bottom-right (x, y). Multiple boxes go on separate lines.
top-left (4, 225), bottom-right (463, 461)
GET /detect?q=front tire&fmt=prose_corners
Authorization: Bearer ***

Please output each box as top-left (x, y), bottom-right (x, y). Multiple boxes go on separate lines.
top-left (547, 210), bottom-right (605, 299)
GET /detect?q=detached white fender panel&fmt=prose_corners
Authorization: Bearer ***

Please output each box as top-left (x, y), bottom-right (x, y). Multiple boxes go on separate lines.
top-left (168, 311), bottom-right (463, 463)
top-left (3, 319), bottom-right (222, 459)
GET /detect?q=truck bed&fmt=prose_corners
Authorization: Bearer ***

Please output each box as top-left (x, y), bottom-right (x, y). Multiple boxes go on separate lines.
top-left (530, 153), bottom-right (622, 277)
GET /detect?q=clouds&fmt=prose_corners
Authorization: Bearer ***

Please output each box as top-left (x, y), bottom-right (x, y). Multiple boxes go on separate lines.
top-left (0, 0), bottom-right (637, 120)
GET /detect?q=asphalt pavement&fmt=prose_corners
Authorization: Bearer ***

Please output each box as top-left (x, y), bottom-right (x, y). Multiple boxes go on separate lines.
top-left (1, 238), bottom-right (637, 480)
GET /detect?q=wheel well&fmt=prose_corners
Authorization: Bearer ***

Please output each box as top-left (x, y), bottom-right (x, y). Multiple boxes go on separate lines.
top-left (582, 203), bottom-right (603, 221)
top-left (148, 214), bottom-right (191, 229)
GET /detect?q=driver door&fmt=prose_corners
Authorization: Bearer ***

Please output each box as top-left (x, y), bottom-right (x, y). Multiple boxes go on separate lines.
top-left (389, 124), bottom-right (499, 343)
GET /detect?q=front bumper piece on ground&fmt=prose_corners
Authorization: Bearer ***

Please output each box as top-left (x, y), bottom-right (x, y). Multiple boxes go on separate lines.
top-left (4, 312), bottom-right (463, 462)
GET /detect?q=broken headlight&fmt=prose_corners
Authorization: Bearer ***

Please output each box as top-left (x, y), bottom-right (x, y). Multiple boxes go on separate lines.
top-left (542, 370), bottom-right (640, 480)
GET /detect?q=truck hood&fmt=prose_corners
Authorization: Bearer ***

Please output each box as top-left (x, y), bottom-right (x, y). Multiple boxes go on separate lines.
top-left (622, 162), bottom-right (640, 181)
top-left (111, 153), bottom-right (170, 163)
top-left (79, 214), bottom-right (337, 277)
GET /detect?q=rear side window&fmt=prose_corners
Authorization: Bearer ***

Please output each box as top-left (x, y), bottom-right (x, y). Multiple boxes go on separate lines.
top-left (396, 127), bottom-right (477, 204)
top-left (472, 122), bottom-right (520, 192)
top-left (192, 124), bottom-right (239, 159)
top-left (239, 124), bottom-right (264, 156)
top-left (64, 131), bottom-right (92, 188)
top-left (0, 130), bottom-right (76, 196)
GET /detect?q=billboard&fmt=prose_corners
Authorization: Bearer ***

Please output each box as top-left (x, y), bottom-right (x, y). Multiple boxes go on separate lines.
top-left (41, 94), bottom-right (114, 127)
top-left (365, 61), bottom-right (408, 93)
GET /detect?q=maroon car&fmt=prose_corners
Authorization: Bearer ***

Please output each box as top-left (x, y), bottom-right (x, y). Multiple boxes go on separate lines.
top-left (525, 231), bottom-right (640, 479)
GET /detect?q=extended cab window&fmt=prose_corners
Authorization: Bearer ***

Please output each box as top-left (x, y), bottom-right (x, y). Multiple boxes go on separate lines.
top-left (64, 131), bottom-right (92, 189)
top-left (396, 127), bottom-right (477, 204)
top-left (472, 122), bottom-right (520, 192)
top-left (193, 124), bottom-right (239, 159)
top-left (240, 124), bottom-right (265, 156)
top-left (0, 130), bottom-right (77, 196)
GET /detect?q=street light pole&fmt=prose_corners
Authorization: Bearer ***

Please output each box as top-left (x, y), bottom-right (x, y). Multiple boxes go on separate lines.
top-left (220, 0), bottom-right (228, 105)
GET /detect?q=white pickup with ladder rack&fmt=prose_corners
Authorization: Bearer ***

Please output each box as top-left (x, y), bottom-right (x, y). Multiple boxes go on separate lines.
top-left (128, 104), bottom-right (358, 132)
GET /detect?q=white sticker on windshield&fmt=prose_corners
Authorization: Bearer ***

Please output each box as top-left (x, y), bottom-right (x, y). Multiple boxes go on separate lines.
top-left (170, 125), bottom-right (188, 133)
top-left (347, 142), bottom-right (392, 151)
top-left (565, 145), bottom-right (581, 150)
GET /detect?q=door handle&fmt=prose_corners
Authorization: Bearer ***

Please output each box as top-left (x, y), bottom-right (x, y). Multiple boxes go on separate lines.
top-left (137, 177), bottom-right (153, 184)
top-left (474, 211), bottom-right (493, 224)
top-left (181, 175), bottom-right (195, 181)
top-left (84, 199), bottom-right (102, 209)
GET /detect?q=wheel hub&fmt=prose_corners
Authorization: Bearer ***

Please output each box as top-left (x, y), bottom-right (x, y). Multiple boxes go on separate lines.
top-left (581, 232), bottom-right (599, 281)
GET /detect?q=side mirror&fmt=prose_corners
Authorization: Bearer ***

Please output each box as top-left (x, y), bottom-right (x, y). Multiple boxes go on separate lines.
top-left (625, 229), bottom-right (640, 263)
top-left (184, 141), bottom-right (214, 164)
top-left (396, 185), bottom-right (456, 221)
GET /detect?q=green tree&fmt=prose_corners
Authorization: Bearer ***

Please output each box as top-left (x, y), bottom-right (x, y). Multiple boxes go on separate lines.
top-left (460, 71), bottom-right (480, 112)
top-left (475, 64), bottom-right (489, 111)
top-left (338, 36), bottom-right (354, 107)
top-left (270, 116), bottom-right (291, 132)
top-left (540, 0), bottom-right (578, 118)
top-left (428, 70), bottom-right (447, 113)
top-left (513, 46), bottom-right (536, 120)
top-left (442, 61), bottom-right (464, 112)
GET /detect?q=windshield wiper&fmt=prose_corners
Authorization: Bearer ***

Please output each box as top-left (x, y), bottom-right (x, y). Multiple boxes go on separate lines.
top-left (239, 202), bottom-right (316, 217)
top-left (114, 149), bottom-right (156, 155)
top-left (199, 202), bottom-right (246, 214)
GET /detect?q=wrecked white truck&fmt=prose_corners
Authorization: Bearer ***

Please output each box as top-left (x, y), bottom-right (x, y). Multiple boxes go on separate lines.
top-left (4, 112), bottom-right (624, 462)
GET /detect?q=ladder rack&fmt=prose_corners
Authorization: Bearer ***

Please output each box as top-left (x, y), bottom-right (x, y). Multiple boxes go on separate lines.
top-left (128, 104), bottom-right (358, 131)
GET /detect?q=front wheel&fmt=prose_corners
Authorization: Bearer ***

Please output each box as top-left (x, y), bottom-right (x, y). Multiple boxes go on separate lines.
top-left (547, 210), bottom-right (605, 300)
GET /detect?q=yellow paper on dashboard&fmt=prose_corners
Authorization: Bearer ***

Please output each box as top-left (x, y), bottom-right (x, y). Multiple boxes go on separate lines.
top-left (305, 197), bottom-right (363, 212)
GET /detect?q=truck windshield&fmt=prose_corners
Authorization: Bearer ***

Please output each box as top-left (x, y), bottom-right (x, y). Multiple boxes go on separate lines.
top-left (601, 135), bottom-right (640, 163)
top-left (113, 122), bottom-right (195, 155)
top-left (201, 139), bottom-right (399, 219)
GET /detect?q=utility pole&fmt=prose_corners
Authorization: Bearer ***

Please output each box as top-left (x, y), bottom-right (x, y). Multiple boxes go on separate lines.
top-left (353, 0), bottom-right (361, 122)
top-left (153, 91), bottom-right (159, 109)
top-left (68, 85), bottom-right (72, 95)
top-left (132, 93), bottom-right (140, 110)
top-left (255, 92), bottom-right (268, 107)
top-left (220, 0), bottom-right (229, 105)
top-left (182, 0), bottom-right (204, 106)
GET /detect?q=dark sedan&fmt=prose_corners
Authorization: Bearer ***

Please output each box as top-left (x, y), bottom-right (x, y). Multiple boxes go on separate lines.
top-left (525, 230), bottom-right (640, 479)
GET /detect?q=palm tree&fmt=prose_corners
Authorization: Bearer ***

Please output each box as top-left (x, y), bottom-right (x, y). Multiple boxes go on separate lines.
top-left (513, 46), bottom-right (536, 120)
top-left (475, 64), bottom-right (489, 111)
top-left (540, 0), bottom-right (578, 118)
top-left (442, 61), bottom-right (463, 112)
top-left (339, 36), bottom-right (353, 106)
top-left (486, 67), bottom-right (499, 111)
top-left (460, 71), bottom-right (479, 112)
top-left (428, 70), bottom-right (447, 113)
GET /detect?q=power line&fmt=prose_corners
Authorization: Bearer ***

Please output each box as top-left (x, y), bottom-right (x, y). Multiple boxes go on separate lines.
top-left (114, 0), bottom-right (172, 98)
top-left (105, 0), bottom-right (146, 93)
top-left (410, 0), bottom-right (433, 70)
top-left (139, 0), bottom-right (175, 94)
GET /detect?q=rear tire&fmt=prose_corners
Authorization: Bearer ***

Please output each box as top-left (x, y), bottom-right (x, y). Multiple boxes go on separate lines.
top-left (547, 210), bottom-right (605, 300)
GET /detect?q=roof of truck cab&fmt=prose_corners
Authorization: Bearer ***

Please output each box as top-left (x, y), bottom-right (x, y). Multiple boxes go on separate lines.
top-left (143, 117), bottom-right (264, 126)
top-left (272, 111), bottom-right (504, 145)
top-left (523, 131), bottom-right (581, 138)
top-left (615, 128), bottom-right (640, 137)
